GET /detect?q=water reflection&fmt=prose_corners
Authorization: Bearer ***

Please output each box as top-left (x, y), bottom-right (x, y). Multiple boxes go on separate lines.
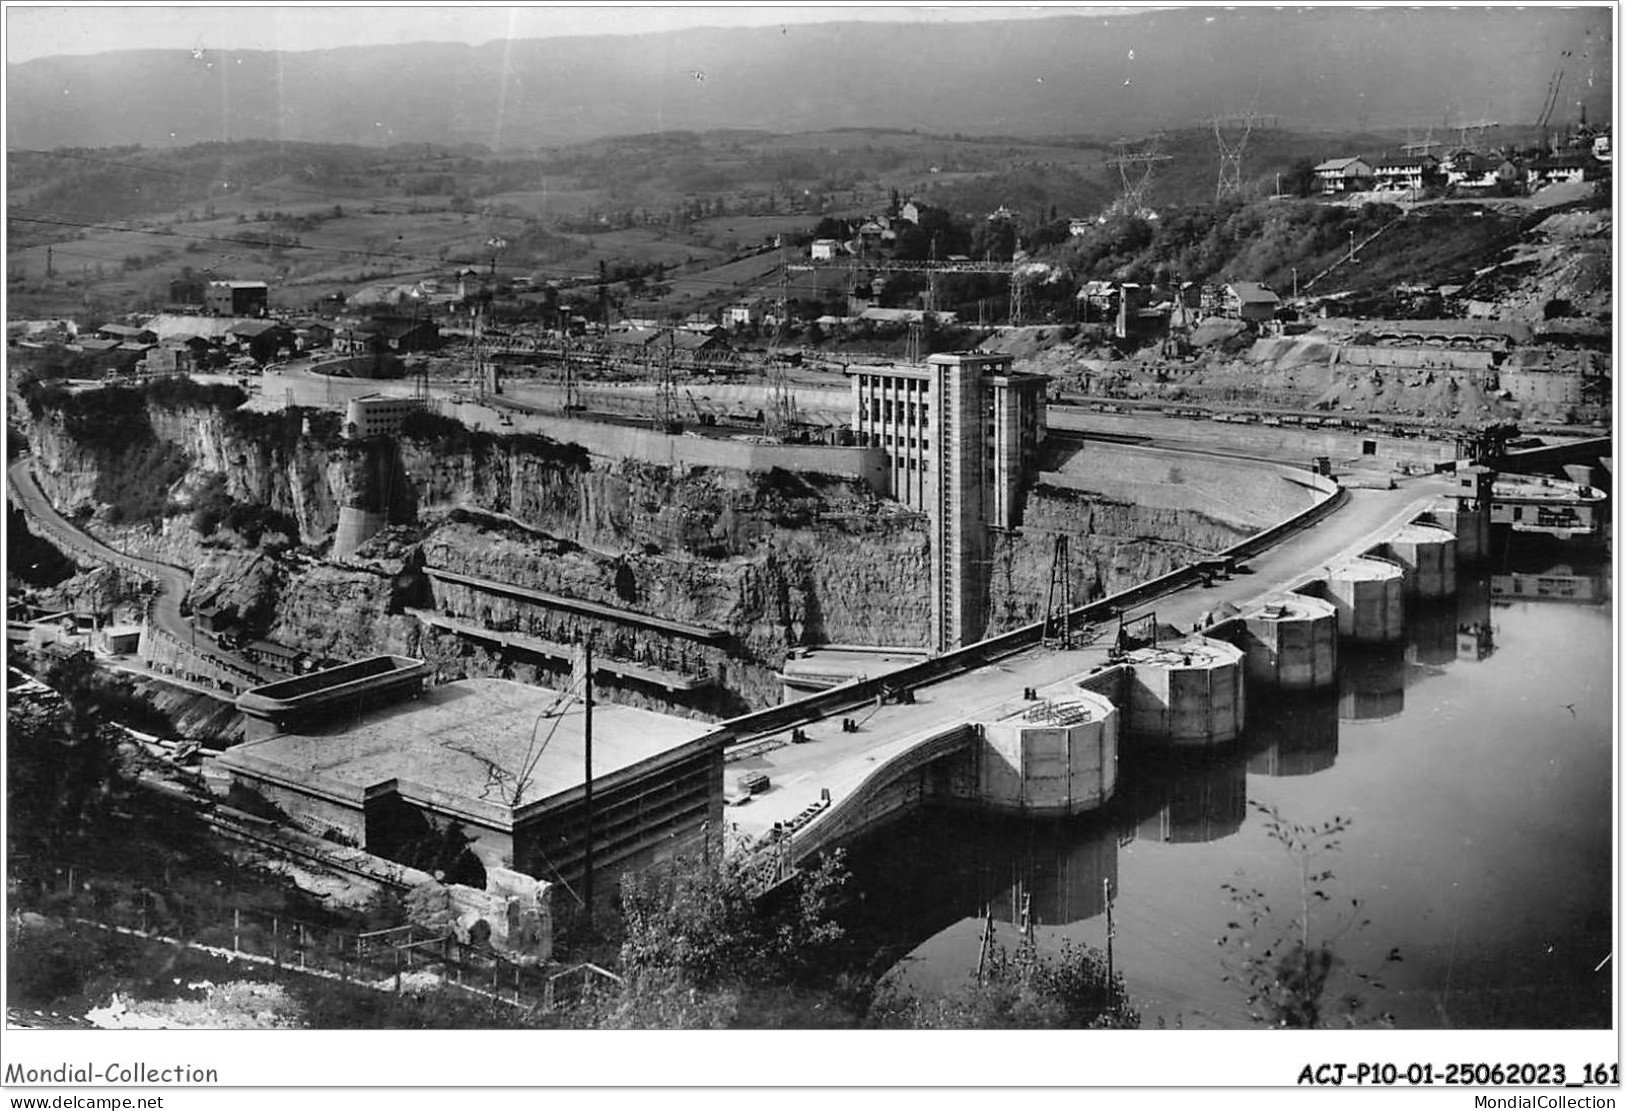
top-left (837, 810), bottom-right (1122, 946)
top-left (1406, 599), bottom-right (1459, 668)
top-left (1338, 645), bottom-right (1406, 721)
top-left (1455, 577), bottom-right (1495, 661)
top-left (1244, 690), bottom-right (1340, 777)
top-left (990, 833), bottom-right (1116, 928)
top-left (1491, 565), bottom-right (1610, 606)
top-left (1124, 755), bottom-right (1248, 845)
top-left (837, 530), bottom-right (1612, 1028)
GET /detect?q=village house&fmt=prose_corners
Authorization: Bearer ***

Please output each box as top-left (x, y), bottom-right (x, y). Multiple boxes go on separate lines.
top-left (1313, 157), bottom-right (1373, 193)
top-left (96, 322), bottom-right (158, 345)
top-left (724, 301), bottom-right (765, 328)
top-left (1223, 282), bottom-right (1281, 324)
top-left (1444, 151), bottom-right (1496, 190)
top-left (1372, 154), bottom-right (1440, 193)
top-left (810, 238), bottom-right (842, 261)
top-left (1527, 153), bottom-right (1602, 189)
top-left (228, 319), bottom-right (296, 363)
top-left (292, 321), bottom-right (335, 351)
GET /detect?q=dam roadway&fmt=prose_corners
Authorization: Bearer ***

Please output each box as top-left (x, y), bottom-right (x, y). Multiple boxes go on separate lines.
top-left (724, 469), bottom-right (1458, 853)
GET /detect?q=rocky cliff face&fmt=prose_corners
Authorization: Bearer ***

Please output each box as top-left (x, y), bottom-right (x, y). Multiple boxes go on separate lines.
top-left (25, 398), bottom-right (351, 544)
top-left (410, 506), bottom-right (932, 712)
top-left (23, 388), bottom-right (1253, 717)
top-left (984, 484), bottom-right (1252, 636)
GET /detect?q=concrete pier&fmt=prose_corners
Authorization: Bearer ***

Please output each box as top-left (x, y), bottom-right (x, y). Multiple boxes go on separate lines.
top-left (975, 692), bottom-right (1118, 816)
top-left (1382, 522), bottom-right (1458, 599)
top-left (1323, 556), bottom-right (1406, 643)
top-left (1227, 594), bottom-right (1338, 691)
top-left (1123, 638), bottom-right (1246, 747)
top-left (1427, 497), bottom-right (1490, 564)
top-left (722, 472), bottom-right (1463, 858)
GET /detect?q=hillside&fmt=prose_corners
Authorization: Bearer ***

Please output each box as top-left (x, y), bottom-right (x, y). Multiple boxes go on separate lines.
top-left (8, 8), bottom-right (1609, 151)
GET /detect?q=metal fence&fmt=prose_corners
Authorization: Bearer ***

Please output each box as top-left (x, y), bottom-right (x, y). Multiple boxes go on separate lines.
top-left (12, 859), bottom-right (620, 1014)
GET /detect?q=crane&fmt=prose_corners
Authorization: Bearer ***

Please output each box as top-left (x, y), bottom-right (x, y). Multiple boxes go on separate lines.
top-left (684, 389), bottom-right (717, 427)
top-left (1536, 53), bottom-right (1572, 149)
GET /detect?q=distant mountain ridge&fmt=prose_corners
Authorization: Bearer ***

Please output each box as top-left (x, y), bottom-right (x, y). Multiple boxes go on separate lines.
top-left (8, 8), bottom-right (1610, 151)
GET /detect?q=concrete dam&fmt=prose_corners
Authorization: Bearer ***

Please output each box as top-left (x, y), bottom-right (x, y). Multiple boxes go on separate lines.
top-left (723, 446), bottom-right (1607, 865)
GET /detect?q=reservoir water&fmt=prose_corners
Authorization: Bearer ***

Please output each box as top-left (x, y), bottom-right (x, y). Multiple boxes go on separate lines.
top-left (836, 533), bottom-right (1613, 1028)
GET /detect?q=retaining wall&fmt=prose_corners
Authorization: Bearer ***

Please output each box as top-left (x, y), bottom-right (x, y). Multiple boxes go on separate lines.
top-left (448, 402), bottom-right (890, 490)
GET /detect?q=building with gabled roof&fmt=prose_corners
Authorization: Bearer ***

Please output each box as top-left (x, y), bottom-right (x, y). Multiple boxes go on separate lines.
top-left (1313, 157), bottom-right (1373, 193)
top-left (1224, 282), bottom-right (1281, 322)
top-left (1372, 154), bottom-right (1439, 192)
top-left (97, 322), bottom-right (157, 344)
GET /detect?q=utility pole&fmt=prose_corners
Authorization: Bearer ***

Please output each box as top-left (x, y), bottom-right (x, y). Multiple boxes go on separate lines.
top-left (45, 246), bottom-right (53, 279)
top-left (925, 235), bottom-right (939, 314)
top-left (1103, 877), bottom-right (1115, 985)
top-left (582, 634), bottom-right (595, 924)
top-left (597, 260), bottom-right (608, 335)
top-left (976, 906), bottom-right (994, 985)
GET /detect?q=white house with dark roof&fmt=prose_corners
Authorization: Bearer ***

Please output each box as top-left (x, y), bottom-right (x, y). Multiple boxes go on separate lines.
top-left (1313, 157), bottom-right (1373, 193)
top-left (1372, 154), bottom-right (1439, 192)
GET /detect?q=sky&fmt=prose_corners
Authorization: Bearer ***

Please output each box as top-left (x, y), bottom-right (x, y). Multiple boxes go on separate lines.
top-left (3, 3), bottom-right (1153, 64)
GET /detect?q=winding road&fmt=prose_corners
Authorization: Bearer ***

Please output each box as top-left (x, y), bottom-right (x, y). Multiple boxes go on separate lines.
top-left (8, 457), bottom-right (277, 686)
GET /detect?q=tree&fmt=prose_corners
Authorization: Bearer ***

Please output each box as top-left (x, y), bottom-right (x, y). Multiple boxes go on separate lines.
top-left (570, 833), bottom-right (848, 1028)
top-left (617, 834), bottom-right (845, 988)
top-left (6, 653), bottom-right (124, 854)
top-left (1216, 802), bottom-right (1396, 1027)
top-left (869, 930), bottom-right (1138, 1029)
top-left (1281, 157), bottom-right (1319, 198)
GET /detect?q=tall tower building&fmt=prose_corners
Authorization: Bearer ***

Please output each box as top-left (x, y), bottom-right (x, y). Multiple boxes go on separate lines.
top-left (848, 352), bottom-right (1047, 652)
